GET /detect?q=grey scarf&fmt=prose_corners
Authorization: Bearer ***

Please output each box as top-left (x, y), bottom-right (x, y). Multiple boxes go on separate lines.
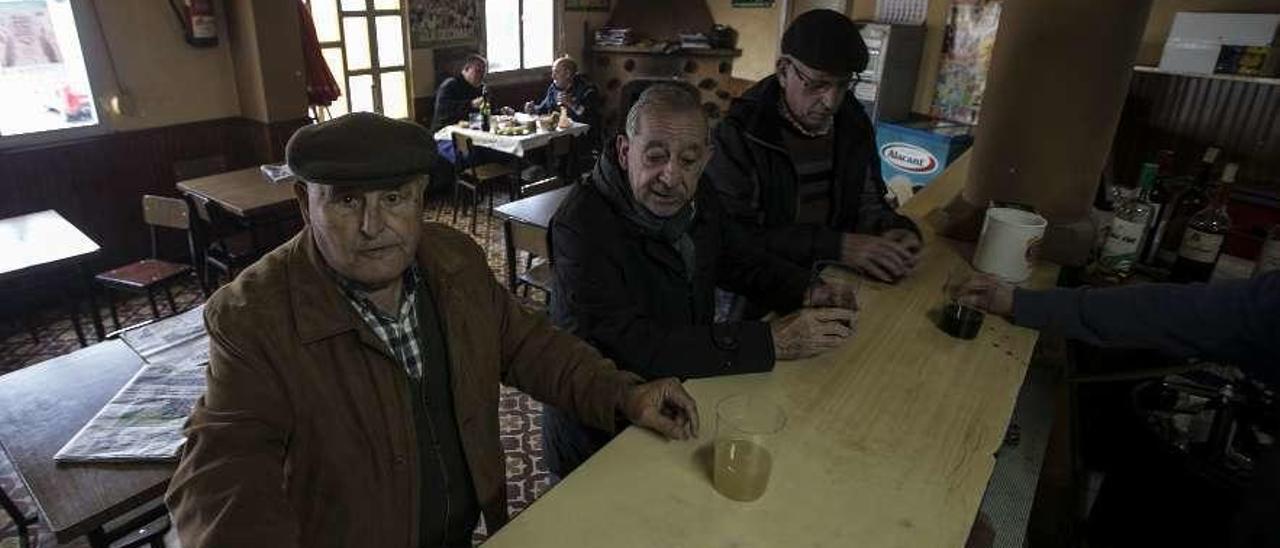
top-left (591, 143), bottom-right (698, 281)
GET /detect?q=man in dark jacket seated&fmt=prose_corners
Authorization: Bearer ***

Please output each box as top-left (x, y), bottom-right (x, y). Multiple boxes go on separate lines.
top-left (432, 53), bottom-right (490, 165)
top-left (544, 84), bottom-right (859, 478)
top-left (706, 10), bottom-right (922, 284)
top-left (526, 55), bottom-right (603, 163)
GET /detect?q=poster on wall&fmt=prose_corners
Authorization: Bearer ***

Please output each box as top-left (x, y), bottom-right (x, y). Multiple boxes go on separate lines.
top-left (0, 0), bottom-right (98, 136)
top-left (408, 0), bottom-right (478, 49)
top-left (566, 0), bottom-right (609, 11)
top-left (732, 0), bottom-right (774, 6)
top-left (930, 0), bottom-right (1001, 125)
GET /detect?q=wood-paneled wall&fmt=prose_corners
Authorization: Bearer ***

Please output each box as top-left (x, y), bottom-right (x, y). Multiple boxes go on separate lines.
top-left (0, 117), bottom-right (309, 307)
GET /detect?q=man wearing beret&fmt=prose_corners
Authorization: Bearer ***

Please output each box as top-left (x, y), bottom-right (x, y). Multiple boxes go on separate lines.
top-left (705, 9), bottom-right (923, 286)
top-left (164, 112), bottom-right (700, 547)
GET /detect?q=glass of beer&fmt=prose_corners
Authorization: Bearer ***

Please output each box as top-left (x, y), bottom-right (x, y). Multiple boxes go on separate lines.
top-left (714, 394), bottom-right (786, 502)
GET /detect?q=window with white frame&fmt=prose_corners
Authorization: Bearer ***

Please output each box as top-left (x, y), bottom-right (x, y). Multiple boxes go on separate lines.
top-left (307, 0), bottom-right (410, 119)
top-left (484, 0), bottom-right (553, 74)
top-left (0, 0), bottom-right (98, 138)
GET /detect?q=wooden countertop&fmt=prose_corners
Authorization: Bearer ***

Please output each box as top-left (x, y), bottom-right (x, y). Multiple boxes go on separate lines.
top-left (486, 151), bottom-right (1061, 547)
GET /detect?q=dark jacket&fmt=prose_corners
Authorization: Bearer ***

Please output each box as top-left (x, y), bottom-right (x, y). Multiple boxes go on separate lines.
top-left (535, 74), bottom-right (600, 125)
top-left (1014, 271), bottom-right (1280, 384)
top-left (431, 76), bottom-right (482, 132)
top-left (706, 76), bottom-right (919, 267)
top-left (548, 147), bottom-right (811, 380)
top-left (166, 225), bottom-right (639, 548)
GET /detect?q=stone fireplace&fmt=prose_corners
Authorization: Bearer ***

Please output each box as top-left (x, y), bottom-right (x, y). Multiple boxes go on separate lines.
top-left (585, 0), bottom-right (742, 135)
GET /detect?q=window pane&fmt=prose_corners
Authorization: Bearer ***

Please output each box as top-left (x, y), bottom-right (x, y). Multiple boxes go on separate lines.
top-left (373, 0), bottom-right (399, 10)
top-left (380, 71), bottom-right (407, 119)
top-left (0, 0), bottom-right (99, 136)
top-left (342, 17), bottom-right (371, 70)
top-left (522, 0), bottom-right (553, 69)
top-left (340, 0), bottom-right (367, 12)
top-left (375, 15), bottom-right (404, 68)
top-left (321, 47), bottom-right (348, 116)
top-left (310, 0), bottom-right (340, 43)
top-left (349, 74), bottom-right (374, 113)
top-left (484, 0), bottom-right (519, 73)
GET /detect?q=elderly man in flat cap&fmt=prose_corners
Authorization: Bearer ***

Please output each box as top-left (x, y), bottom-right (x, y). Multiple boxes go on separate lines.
top-left (706, 9), bottom-right (923, 288)
top-left (165, 112), bottom-right (700, 548)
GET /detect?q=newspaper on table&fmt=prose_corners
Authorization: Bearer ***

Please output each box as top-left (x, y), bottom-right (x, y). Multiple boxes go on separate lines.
top-left (54, 306), bottom-right (210, 463)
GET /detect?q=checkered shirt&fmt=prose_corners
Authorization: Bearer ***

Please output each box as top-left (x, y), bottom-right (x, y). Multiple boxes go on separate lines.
top-left (338, 267), bottom-right (424, 379)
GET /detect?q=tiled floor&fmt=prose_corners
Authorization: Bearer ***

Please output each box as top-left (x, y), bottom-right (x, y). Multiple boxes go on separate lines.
top-left (0, 193), bottom-right (553, 547)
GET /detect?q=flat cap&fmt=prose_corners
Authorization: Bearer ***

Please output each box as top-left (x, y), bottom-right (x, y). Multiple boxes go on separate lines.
top-left (781, 9), bottom-right (868, 76)
top-left (286, 112), bottom-right (436, 187)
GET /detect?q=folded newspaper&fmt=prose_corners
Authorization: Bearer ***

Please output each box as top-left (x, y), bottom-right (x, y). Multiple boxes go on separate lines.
top-left (54, 306), bottom-right (209, 463)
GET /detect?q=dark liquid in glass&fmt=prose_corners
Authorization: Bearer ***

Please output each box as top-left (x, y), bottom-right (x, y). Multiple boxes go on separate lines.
top-left (941, 303), bottom-right (984, 339)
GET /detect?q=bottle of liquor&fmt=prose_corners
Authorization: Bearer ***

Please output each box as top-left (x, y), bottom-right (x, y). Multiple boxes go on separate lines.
top-left (1095, 163), bottom-right (1158, 279)
top-left (1171, 163), bottom-right (1236, 283)
top-left (480, 86), bottom-right (492, 132)
top-left (1089, 174), bottom-right (1115, 264)
top-left (1140, 150), bottom-right (1177, 264)
top-left (1157, 146), bottom-right (1220, 265)
top-left (1253, 224), bottom-right (1280, 277)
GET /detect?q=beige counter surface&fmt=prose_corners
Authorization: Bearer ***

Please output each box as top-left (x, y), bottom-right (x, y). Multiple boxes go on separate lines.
top-left (487, 152), bottom-right (1057, 547)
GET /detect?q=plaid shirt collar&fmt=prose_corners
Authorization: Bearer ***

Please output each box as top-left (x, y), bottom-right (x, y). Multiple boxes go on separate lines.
top-left (336, 266), bottom-right (425, 379)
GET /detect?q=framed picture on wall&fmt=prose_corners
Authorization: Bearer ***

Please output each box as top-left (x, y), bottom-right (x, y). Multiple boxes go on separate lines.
top-left (566, 0), bottom-right (609, 11)
top-left (408, 0), bottom-right (480, 48)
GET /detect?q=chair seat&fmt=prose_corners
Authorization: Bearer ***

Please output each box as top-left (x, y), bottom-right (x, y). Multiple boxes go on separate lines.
top-left (517, 260), bottom-right (553, 292)
top-left (472, 162), bottom-right (517, 181)
top-left (96, 259), bottom-right (192, 289)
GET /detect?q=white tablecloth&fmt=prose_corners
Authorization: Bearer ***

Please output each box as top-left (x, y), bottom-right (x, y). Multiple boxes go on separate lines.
top-left (433, 118), bottom-right (590, 158)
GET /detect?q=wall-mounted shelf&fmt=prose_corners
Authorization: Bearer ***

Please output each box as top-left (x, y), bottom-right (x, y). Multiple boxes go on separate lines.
top-left (1133, 65), bottom-right (1280, 87)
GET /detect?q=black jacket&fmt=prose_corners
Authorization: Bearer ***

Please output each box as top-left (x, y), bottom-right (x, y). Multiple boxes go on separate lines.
top-left (431, 76), bottom-right (481, 132)
top-left (706, 76), bottom-right (920, 267)
top-left (548, 149), bottom-right (811, 380)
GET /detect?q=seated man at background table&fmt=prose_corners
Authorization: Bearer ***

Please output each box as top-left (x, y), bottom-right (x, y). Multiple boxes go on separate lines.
top-left (958, 271), bottom-right (1279, 547)
top-left (544, 84), bottom-right (858, 478)
top-left (432, 53), bottom-right (488, 165)
top-left (527, 55), bottom-right (602, 154)
top-left (165, 112), bottom-right (700, 547)
top-left (705, 10), bottom-right (922, 285)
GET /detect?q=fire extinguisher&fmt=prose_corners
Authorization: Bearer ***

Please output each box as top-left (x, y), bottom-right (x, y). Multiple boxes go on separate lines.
top-left (168, 0), bottom-right (218, 48)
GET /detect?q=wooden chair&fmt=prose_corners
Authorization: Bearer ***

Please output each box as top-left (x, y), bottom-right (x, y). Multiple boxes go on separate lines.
top-left (94, 196), bottom-right (198, 332)
top-left (503, 177), bottom-right (565, 299)
top-left (187, 193), bottom-right (260, 289)
top-left (451, 132), bottom-right (516, 234)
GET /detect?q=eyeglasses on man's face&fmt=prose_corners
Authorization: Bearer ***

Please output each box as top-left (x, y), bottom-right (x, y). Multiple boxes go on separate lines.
top-left (786, 59), bottom-right (859, 95)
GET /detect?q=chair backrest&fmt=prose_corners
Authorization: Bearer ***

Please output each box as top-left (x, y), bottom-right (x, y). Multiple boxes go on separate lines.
top-left (518, 176), bottom-right (564, 200)
top-left (142, 195), bottom-right (190, 230)
top-left (508, 219), bottom-right (549, 258)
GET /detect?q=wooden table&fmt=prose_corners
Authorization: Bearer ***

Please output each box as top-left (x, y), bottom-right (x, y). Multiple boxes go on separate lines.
top-left (492, 185), bottom-right (573, 228)
top-left (485, 152), bottom-right (1062, 547)
top-left (0, 340), bottom-right (175, 546)
top-left (175, 167), bottom-right (296, 218)
top-left (0, 210), bottom-right (105, 343)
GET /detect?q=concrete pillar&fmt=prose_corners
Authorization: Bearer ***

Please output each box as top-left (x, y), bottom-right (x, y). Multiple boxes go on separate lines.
top-left (933, 0), bottom-right (1154, 265)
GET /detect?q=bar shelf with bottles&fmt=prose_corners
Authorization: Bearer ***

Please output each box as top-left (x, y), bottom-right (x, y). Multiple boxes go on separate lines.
top-left (1089, 146), bottom-right (1280, 285)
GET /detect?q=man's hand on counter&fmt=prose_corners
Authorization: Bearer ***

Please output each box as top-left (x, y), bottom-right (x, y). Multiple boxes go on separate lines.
top-left (839, 233), bottom-right (919, 283)
top-left (956, 274), bottom-right (1015, 317)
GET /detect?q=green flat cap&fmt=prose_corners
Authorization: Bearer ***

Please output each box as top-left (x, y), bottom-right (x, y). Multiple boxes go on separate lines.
top-left (286, 112), bottom-right (436, 187)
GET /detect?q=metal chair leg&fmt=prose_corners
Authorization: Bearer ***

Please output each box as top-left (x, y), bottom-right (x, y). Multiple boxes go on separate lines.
top-left (146, 289), bottom-right (161, 319)
top-left (1, 487), bottom-right (37, 548)
top-left (106, 288), bottom-right (121, 332)
top-left (66, 294), bottom-right (88, 347)
top-left (163, 285), bottom-right (178, 315)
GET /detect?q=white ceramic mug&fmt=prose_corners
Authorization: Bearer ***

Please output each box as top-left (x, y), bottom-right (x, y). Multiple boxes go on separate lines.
top-left (973, 207), bottom-right (1047, 283)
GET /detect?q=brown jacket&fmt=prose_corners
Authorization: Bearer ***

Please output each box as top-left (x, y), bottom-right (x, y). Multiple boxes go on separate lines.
top-left (165, 224), bottom-right (637, 547)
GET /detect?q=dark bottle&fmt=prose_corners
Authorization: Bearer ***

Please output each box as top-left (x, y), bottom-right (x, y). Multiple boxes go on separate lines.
top-left (1140, 150), bottom-right (1176, 265)
top-left (1171, 163), bottom-right (1236, 283)
top-left (1158, 146), bottom-right (1220, 266)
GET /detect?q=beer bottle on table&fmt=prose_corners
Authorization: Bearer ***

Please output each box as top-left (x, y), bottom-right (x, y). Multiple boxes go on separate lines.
top-left (1094, 162), bottom-right (1158, 280)
top-left (1255, 224), bottom-right (1280, 277)
top-left (1157, 146), bottom-right (1220, 266)
top-left (1171, 163), bottom-right (1236, 283)
top-left (480, 86), bottom-right (492, 132)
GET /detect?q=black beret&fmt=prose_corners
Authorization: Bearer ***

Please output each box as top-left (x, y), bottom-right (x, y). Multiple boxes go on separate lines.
top-left (286, 112), bottom-right (436, 187)
top-left (781, 9), bottom-right (868, 76)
